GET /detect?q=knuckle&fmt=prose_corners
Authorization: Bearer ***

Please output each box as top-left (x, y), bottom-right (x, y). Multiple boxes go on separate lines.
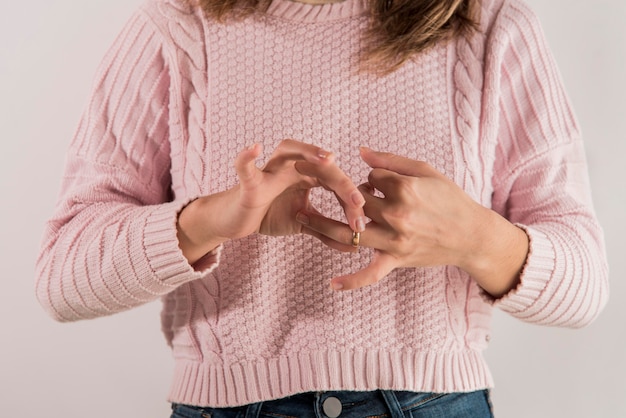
top-left (393, 238), bottom-right (412, 257)
top-left (381, 205), bottom-right (405, 224)
top-left (335, 176), bottom-right (353, 192)
top-left (277, 139), bottom-right (291, 149)
top-left (323, 172), bottom-right (351, 193)
top-left (384, 232), bottom-right (409, 254)
top-left (394, 177), bottom-right (415, 196)
top-left (368, 169), bottom-right (383, 183)
top-left (415, 160), bottom-right (429, 169)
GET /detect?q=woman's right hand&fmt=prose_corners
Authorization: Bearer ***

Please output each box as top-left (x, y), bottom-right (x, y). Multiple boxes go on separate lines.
top-left (176, 139), bottom-right (366, 265)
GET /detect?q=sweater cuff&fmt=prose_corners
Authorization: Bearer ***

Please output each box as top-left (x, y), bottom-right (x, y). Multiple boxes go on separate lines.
top-left (491, 224), bottom-right (557, 313)
top-left (143, 199), bottom-right (221, 287)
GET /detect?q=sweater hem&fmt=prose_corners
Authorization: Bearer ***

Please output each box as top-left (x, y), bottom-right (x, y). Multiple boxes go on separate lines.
top-left (167, 349), bottom-right (494, 407)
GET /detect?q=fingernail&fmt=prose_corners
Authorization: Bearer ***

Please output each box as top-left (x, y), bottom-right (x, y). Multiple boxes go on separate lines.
top-left (351, 190), bottom-right (365, 207)
top-left (331, 281), bottom-right (344, 291)
top-left (317, 149), bottom-right (332, 159)
top-left (355, 217), bottom-right (366, 233)
top-left (296, 212), bottom-right (309, 225)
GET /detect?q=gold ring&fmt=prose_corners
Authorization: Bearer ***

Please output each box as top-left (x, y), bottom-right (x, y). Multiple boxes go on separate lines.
top-left (351, 231), bottom-right (361, 248)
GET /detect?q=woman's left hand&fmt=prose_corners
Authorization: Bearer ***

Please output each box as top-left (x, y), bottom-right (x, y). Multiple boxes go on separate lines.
top-left (297, 147), bottom-right (529, 297)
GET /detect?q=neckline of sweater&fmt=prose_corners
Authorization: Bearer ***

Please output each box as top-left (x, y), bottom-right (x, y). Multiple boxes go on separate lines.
top-left (265, 0), bottom-right (369, 23)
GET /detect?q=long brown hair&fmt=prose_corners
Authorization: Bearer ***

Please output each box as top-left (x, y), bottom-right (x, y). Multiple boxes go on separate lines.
top-left (193, 0), bottom-right (479, 72)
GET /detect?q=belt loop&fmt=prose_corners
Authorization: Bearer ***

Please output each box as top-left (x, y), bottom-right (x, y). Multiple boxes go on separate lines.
top-left (380, 390), bottom-right (404, 418)
top-left (244, 401), bottom-right (263, 418)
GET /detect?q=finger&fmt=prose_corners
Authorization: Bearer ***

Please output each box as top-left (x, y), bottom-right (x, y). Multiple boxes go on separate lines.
top-left (366, 168), bottom-right (411, 202)
top-left (300, 227), bottom-right (358, 253)
top-left (295, 161), bottom-right (367, 232)
top-left (357, 183), bottom-right (387, 224)
top-left (263, 139), bottom-right (335, 172)
top-left (358, 181), bottom-right (377, 196)
top-left (297, 206), bottom-right (357, 252)
top-left (235, 143), bottom-right (263, 186)
top-left (296, 211), bottom-right (353, 244)
top-left (329, 251), bottom-right (398, 291)
top-left (360, 146), bottom-right (441, 178)
top-left (296, 210), bottom-right (388, 249)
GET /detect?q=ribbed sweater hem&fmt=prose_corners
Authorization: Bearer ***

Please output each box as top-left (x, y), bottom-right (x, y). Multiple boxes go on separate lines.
top-left (168, 350), bottom-right (494, 407)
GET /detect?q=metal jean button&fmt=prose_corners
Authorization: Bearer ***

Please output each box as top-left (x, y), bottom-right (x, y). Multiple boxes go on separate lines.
top-left (322, 396), bottom-right (343, 418)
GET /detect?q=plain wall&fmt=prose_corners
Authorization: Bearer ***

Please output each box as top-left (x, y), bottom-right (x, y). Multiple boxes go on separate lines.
top-left (1, 0), bottom-right (624, 416)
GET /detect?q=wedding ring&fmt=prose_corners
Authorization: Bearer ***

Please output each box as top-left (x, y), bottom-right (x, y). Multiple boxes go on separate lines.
top-left (351, 231), bottom-right (361, 248)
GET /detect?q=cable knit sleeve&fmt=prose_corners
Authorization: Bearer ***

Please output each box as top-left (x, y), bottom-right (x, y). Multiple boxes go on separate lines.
top-left (488, 1), bottom-right (609, 327)
top-left (35, 9), bottom-right (218, 322)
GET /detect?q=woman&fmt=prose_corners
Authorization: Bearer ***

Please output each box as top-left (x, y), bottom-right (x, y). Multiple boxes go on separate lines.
top-left (36, 0), bottom-right (609, 416)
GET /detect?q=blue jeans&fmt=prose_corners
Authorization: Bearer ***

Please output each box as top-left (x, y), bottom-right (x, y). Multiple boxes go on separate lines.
top-left (170, 390), bottom-right (494, 418)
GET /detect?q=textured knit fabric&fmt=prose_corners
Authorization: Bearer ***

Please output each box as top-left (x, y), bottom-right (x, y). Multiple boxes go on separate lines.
top-left (36, 0), bottom-right (609, 408)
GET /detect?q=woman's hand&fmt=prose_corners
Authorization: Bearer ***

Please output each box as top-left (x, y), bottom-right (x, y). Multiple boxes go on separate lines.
top-left (298, 147), bottom-right (529, 297)
top-left (176, 140), bottom-right (366, 265)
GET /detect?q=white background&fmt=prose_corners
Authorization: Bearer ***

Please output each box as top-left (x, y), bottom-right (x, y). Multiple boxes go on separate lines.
top-left (1, 0), bottom-right (624, 416)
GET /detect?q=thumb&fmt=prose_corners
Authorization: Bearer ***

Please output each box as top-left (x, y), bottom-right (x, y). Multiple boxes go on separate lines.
top-left (235, 143), bottom-right (263, 185)
top-left (329, 250), bottom-right (398, 291)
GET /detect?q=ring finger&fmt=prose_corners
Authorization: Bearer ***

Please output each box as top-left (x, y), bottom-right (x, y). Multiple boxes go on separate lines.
top-left (296, 210), bottom-right (389, 250)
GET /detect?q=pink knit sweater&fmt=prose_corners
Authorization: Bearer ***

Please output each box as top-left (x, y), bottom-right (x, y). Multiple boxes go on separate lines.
top-left (36, 0), bottom-right (609, 407)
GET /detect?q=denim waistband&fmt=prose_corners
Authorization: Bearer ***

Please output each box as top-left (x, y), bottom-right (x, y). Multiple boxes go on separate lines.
top-left (171, 390), bottom-right (469, 418)
top-left (254, 390), bottom-right (416, 418)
